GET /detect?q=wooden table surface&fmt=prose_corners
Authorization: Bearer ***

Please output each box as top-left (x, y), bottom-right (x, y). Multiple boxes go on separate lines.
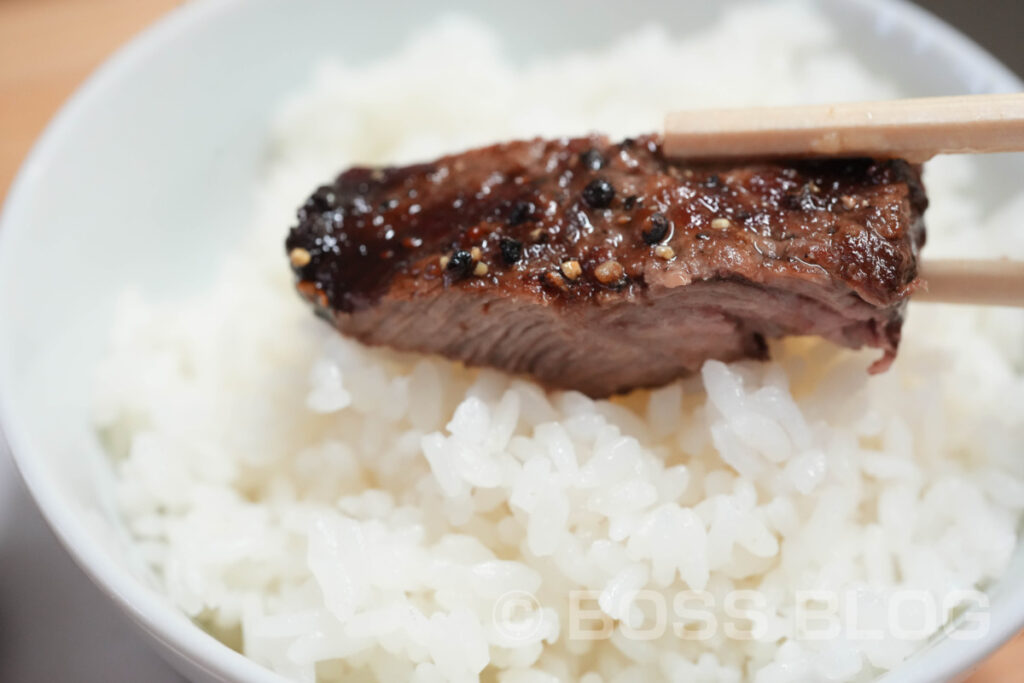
top-left (0, 0), bottom-right (1021, 680)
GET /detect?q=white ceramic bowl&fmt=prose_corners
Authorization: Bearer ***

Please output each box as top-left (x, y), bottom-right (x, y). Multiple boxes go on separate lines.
top-left (1, 1), bottom-right (1021, 681)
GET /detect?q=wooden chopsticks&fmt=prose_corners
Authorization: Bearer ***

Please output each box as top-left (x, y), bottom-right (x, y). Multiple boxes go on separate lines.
top-left (664, 94), bottom-right (1024, 308)
top-left (915, 259), bottom-right (1024, 308)
top-left (664, 94), bottom-right (1024, 162)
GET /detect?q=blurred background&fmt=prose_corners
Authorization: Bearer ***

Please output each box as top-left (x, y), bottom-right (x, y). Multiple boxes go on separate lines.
top-left (0, 0), bottom-right (1021, 681)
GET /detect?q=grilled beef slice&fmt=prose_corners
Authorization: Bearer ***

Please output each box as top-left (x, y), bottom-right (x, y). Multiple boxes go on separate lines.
top-left (285, 135), bottom-right (926, 397)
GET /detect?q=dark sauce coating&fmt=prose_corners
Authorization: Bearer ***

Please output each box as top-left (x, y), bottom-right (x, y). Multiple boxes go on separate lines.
top-left (286, 134), bottom-right (927, 397)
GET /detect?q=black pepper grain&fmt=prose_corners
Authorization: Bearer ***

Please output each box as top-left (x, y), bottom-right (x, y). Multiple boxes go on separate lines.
top-left (580, 148), bottom-right (605, 171)
top-left (507, 200), bottom-right (535, 226)
top-left (499, 237), bottom-right (523, 265)
top-left (623, 195), bottom-right (639, 210)
top-left (305, 185), bottom-right (338, 213)
top-left (582, 178), bottom-right (615, 209)
top-left (642, 213), bottom-right (670, 244)
top-left (446, 250), bottom-right (474, 278)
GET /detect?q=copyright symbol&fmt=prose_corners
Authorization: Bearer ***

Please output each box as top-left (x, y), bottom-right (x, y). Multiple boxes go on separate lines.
top-left (492, 590), bottom-right (545, 644)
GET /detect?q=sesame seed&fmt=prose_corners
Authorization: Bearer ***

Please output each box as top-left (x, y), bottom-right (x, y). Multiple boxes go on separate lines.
top-left (439, 255), bottom-right (450, 269)
top-left (560, 260), bottom-right (582, 280)
top-left (594, 260), bottom-right (625, 284)
top-left (544, 270), bottom-right (568, 291)
top-left (654, 245), bottom-right (676, 260)
top-left (289, 248), bottom-right (312, 268)
top-left (841, 195), bottom-right (857, 210)
top-left (470, 246), bottom-right (482, 261)
top-left (296, 281), bottom-right (327, 307)
top-left (473, 262), bottom-right (488, 276)
top-left (530, 228), bottom-right (544, 242)
top-left (711, 218), bottom-right (732, 230)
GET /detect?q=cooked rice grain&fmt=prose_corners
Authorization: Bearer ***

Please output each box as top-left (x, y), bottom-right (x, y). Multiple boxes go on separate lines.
top-left (94, 5), bottom-right (1024, 682)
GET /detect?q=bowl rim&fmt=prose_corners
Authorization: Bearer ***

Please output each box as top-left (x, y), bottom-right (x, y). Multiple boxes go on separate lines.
top-left (0, 0), bottom-right (1020, 681)
top-left (0, 3), bottom-right (289, 679)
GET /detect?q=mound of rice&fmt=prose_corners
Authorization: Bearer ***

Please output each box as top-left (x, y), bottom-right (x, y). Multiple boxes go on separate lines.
top-left (93, 5), bottom-right (1024, 682)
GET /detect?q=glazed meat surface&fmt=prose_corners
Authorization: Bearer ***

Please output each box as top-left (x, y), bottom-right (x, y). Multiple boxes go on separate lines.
top-left (285, 135), bottom-right (927, 397)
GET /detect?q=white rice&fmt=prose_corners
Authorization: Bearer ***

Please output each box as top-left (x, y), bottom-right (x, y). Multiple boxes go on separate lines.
top-left (93, 4), bottom-right (1024, 682)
